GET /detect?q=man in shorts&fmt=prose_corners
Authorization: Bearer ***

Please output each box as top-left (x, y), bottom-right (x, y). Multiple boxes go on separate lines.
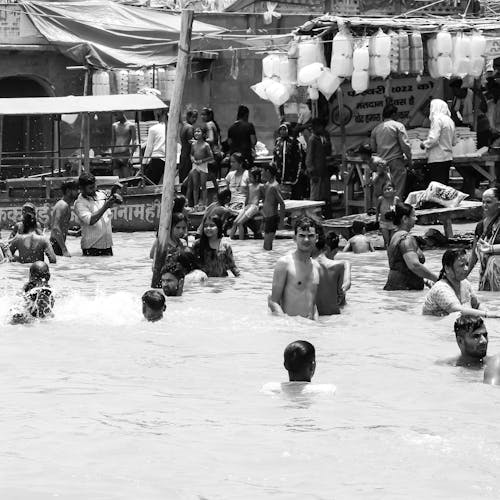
top-left (262, 164), bottom-right (286, 251)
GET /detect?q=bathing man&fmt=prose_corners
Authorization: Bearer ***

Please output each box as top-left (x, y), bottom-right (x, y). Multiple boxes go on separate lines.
top-left (112, 111), bottom-right (137, 178)
top-left (268, 216), bottom-right (320, 319)
top-left (315, 231), bottom-right (351, 315)
top-left (50, 179), bottom-right (79, 257)
top-left (453, 315), bottom-right (489, 367)
top-left (74, 173), bottom-right (122, 256)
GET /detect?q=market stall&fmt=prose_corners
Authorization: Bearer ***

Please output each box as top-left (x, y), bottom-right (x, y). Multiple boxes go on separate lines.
top-left (250, 14), bottom-right (500, 213)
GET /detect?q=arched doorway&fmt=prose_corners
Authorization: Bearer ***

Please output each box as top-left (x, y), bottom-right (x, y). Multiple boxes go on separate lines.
top-left (0, 76), bottom-right (54, 177)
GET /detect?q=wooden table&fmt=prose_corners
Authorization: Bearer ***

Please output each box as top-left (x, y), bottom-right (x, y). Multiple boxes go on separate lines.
top-left (322, 200), bottom-right (482, 239)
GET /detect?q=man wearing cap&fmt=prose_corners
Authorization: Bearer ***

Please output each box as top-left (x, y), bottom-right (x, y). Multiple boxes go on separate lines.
top-left (10, 202), bottom-right (43, 238)
top-left (370, 104), bottom-right (412, 199)
top-left (73, 173), bottom-right (121, 256)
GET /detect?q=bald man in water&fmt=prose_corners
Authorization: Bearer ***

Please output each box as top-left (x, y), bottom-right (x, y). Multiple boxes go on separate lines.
top-left (268, 217), bottom-right (320, 320)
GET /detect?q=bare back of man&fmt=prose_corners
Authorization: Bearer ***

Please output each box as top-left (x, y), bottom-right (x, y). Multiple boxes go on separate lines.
top-left (315, 254), bottom-right (346, 315)
top-left (270, 251), bottom-right (320, 319)
top-left (50, 199), bottom-right (72, 256)
top-left (10, 233), bottom-right (56, 264)
top-left (344, 235), bottom-right (374, 254)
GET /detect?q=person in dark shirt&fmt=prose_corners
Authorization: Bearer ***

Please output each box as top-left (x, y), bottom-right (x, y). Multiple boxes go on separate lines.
top-left (179, 109), bottom-right (198, 184)
top-left (227, 105), bottom-right (257, 166)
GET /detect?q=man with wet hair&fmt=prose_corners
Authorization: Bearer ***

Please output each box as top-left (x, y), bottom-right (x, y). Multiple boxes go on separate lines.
top-left (284, 340), bottom-right (316, 382)
top-left (142, 290), bottom-right (166, 322)
top-left (315, 231), bottom-right (351, 315)
top-left (50, 179), bottom-right (79, 257)
top-left (269, 216), bottom-right (320, 319)
top-left (454, 315), bottom-right (489, 367)
top-left (161, 261), bottom-right (185, 297)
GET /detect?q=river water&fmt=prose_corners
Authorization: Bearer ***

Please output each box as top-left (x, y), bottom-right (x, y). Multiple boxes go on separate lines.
top-left (1, 231), bottom-right (500, 499)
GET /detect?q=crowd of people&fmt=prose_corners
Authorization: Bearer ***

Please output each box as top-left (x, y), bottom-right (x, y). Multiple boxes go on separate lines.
top-left (5, 93), bottom-right (500, 388)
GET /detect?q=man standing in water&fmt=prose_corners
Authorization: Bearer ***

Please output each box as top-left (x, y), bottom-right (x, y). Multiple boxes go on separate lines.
top-left (268, 217), bottom-right (320, 319)
top-left (50, 179), bottom-right (79, 257)
top-left (315, 231), bottom-right (351, 315)
top-left (111, 111), bottom-right (137, 178)
top-left (74, 173), bottom-right (121, 256)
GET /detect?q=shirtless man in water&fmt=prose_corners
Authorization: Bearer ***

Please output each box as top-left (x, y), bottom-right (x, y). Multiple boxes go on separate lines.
top-left (112, 111), bottom-right (137, 178)
top-left (10, 211), bottom-right (56, 264)
top-left (50, 179), bottom-right (79, 257)
top-left (268, 217), bottom-right (320, 319)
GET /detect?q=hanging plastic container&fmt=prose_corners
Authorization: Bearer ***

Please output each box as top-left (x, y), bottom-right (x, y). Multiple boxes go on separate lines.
top-left (330, 27), bottom-right (353, 78)
top-left (388, 30), bottom-right (399, 74)
top-left (470, 31), bottom-right (486, 78)
top-left (353, 40), bottom-right (369, 72)
top-left (428, 30), bottom-right (452, 79)
top-left (352, 70), bottom-right (369, 94)
top-left (92, 70), bottom-right (110, 96)
top-left (266, 80), bottom-right (291, 106)
top-left (436, 29), bottom-right (453, 54)
top-left (452, 32), bottom-right (471, 78)
top-left (297, 37), bottom-right (325, 85)
top-left (308, 86), bottom-right (320, 101)
top-left (398, 30), bottom-right (410, 75)
top-left (317, 68), bottom-right (343, 100)
top-left (370, 28), bottom-right (391, 78)
top-left (251, 79), bottom-right (273, 100)
top-left (410, 31), bottom-right (424, 75)
top-left (114, 70), bottom-right (129, 95)
top-left (157, 67), bottom-right (176, 100)
top-left (298, 62), bottom-right (324, 86)
top-left (263, 52), bottom-right (287, 79)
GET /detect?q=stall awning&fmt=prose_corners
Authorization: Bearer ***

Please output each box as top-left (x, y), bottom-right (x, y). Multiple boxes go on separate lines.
top-left (20, 0), bottom-right (224, 69)
top-left (0, 94), bottom-right (168, 115)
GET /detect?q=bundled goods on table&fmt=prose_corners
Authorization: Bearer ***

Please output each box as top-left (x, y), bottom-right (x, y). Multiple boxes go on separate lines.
top-left (251, 21), bottom-right (489, 104)
top-left (408, 127), bottom-right (479, 159)
top-left (405, 181), bottom-right (468, 209)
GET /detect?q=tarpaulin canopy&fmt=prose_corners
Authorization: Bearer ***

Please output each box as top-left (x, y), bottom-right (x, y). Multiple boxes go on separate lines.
top-left (20, 0), bottom-right (224, 69)
top-left (0, 93), bottom-right (167, 115)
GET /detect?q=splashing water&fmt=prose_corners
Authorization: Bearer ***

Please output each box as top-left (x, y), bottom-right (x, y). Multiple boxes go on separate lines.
top-left (1, 231), bottom-right (500, 498)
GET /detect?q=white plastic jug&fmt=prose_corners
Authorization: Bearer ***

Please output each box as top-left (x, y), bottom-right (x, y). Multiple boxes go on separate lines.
top-left (452, 32), bottom-right (471, 78)
top-left (317, 68), bottom-right (343, 99)
top-left (410, 31), bottom-right (424, 75)
top-left (353, 41), bottom-right (369, 72)
top-left (388, 30), bottom-right (399, 74)
top-left (398, 30), bottom-right (410, 75)
top-left (352, 70), bottom-right (369, 94)
top-left (331, 29), bottom-right (353, 78)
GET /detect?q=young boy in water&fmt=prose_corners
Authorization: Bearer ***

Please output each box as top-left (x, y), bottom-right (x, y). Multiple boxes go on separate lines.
top-left (315, 231), bottom-right (351, 315)
top-left (262, 164), bottom-right (286, 251)
top-left (142, 290), bottom-right (166, 322)
top-left (11, 261), bottom-right (55, 324)
top-left (342, 220), bottom-right (374, 254)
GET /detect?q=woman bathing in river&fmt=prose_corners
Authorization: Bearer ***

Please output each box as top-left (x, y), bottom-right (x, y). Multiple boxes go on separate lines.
top-left (384, 202), bottom-right (438, 291)
top-left (193, 215), bottom-right (240, 277)
top-left (468, 187), bottom-right (500, 291)
top-left (423, 248), bottom-right (500, 318)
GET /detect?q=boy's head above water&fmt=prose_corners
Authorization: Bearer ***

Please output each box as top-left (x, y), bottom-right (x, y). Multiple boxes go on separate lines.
top-left (142, 290), bottom-right (166, 322)
top-left (284, 340), bottom-right (316, 382)
top-left (352, 220), bottom-right (366, 235)
top-left (29, 261), bottom-right (50, 284)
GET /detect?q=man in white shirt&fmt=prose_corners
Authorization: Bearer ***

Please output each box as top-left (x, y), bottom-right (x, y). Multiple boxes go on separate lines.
top-left (142, 108), bottom-right (168, 184)
top-left (74, 173), bottom-right (121, 256)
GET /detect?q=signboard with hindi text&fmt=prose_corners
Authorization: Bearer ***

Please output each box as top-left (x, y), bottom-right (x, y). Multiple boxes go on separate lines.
top-left (327, 75), bottom-right (442, 150)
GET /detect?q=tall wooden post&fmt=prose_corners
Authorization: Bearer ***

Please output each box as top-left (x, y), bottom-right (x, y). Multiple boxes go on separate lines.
top-left (79, 69), bottom-right (91, 174)
top-left (151, 9), bottom-right (194, 288)
top-left (337, 86), bottom-right (348, 214)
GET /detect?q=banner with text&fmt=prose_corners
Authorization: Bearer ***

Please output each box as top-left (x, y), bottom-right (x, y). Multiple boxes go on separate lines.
top-left (327, 76), bottom-right (442, 150)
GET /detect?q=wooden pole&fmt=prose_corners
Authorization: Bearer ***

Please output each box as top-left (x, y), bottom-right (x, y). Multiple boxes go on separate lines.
top-left (151, 9), bottom-right (194, 288)
top-left (78, 69), bottom-right (90, 175)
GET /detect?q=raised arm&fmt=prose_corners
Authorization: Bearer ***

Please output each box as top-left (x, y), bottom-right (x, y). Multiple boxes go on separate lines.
top-left (44, 238), bottom-right (57, 264)
top-left (268, 258), bottom-right (288, 315)
top-left (74, 195), bottom-right (114, 227)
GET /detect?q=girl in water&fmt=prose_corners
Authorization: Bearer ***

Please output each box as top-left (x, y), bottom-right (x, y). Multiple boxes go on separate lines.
top-left (229, 167), bottom-right (263, 240)
top-left (189, 127), bottom-right (213, 210)
top-left (193, 216), bottom-right (240, 277)
top-left (376, 181), bottom-right (400, 249)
